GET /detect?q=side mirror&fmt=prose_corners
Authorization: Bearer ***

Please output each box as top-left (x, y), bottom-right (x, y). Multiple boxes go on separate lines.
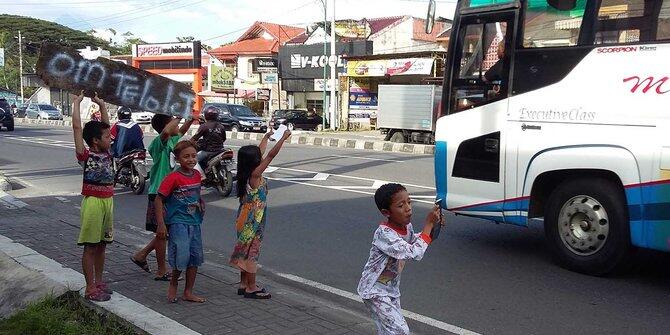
top-left (547, 0), bottom-right (577, 10)
top-left (425, 0), bottom-right (436, 34)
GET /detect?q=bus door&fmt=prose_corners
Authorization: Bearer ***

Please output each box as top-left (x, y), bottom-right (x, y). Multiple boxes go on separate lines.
top-left (444, 7), bottom-right (518, 222)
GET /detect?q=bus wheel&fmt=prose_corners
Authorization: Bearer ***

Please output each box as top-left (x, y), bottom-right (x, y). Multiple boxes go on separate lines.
top-left (544, 177), bottom-right (631, 276)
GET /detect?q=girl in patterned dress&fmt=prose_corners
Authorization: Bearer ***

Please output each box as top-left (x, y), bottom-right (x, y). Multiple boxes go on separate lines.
top-left (230, 128), bottom-right (291, 299)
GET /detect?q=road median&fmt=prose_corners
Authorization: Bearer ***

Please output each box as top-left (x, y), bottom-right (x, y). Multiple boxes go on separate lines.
top-left (14, 118), bottom-right (435, 155)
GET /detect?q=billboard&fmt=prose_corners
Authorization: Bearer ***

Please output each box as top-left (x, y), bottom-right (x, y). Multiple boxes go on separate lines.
top-left (347, 58), bottom-right (434, 77)
top-left (211, 65), bottom-right (235, 91)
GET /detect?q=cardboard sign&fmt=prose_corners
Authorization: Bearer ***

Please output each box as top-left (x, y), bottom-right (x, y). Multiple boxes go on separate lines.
top-left (270, 124), bottom-right (288, 141)
top-left (36, 43), bottom-right (196, 118)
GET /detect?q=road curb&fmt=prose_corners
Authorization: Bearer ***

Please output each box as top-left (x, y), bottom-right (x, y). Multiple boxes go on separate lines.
top-left (0, 172), bottom-right (10, 192)
top-left (15, 118), bottom-right (435, 155)
top-left (0, 234), bottom-right (200, 335)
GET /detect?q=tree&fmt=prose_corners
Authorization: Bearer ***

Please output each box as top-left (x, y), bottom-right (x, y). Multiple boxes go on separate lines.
top-left (176, 36), bottom-right (195, 42)
top-left (0, 14), bottom-right (116, 96)
top-left (177, 36), bottom-right (212, 51)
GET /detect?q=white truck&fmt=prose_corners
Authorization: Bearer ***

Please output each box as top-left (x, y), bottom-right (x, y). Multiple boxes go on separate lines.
top-left (377, 85), bottom-right (441, 144)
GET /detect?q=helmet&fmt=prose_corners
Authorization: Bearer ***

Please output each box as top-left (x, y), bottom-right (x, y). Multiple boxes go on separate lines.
top-left (204, 106), bottom-right (219, 121)
top-left (117, 106), bottom-right (132, 120)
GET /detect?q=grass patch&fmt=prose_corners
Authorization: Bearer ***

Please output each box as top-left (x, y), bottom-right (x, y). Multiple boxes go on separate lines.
top-left (0, 292), bottom-right (140, 335)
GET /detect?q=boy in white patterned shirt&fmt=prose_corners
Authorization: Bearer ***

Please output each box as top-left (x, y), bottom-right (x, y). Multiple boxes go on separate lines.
top-left (357, 183), bottom-right (444, 334)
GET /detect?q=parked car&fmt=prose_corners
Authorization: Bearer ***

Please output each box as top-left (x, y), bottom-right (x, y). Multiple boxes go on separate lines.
top-left (26, 104), bottom-right (63, 120)
top-left (0, 98), bottom-right (14, 131)
top-left (270, 109), bottom-right (323, 131)
top-left (200, 103), bottom-right (266, 133)
top-left (131, 110), bottom-right (153, 124)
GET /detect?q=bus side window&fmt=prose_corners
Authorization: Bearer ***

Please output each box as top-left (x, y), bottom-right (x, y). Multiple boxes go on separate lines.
top-left (522, 0), bottom-right (587, 47)
top-left (595, 0), bottom-right (670, 43)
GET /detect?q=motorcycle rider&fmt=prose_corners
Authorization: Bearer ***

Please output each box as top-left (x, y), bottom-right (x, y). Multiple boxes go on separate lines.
top-left (191, 106), bottom-right (227, 171)
top-left (111, 107), bottom-right (145, 158)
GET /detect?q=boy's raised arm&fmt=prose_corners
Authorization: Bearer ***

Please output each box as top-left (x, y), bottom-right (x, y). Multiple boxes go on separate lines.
top-left (178, 115), bottom-right (195, 136)
top-left (92, 93), bottom-right (109, 125)
top-left (72, 92), bottom-right (86, 156)
top-left (160, 117), bottom-right (180, 141)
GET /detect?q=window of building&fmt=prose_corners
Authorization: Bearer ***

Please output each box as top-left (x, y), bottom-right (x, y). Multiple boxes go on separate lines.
top-left (307, 99), bottom-right (324, 115)
top-left (523, 0), bottom-right (587, 48)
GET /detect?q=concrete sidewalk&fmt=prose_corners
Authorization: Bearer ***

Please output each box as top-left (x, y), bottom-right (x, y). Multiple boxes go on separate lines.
top-left (14, 118), bottom-right (435, 155)
top-left (0, 192), bottom-right (376, 335)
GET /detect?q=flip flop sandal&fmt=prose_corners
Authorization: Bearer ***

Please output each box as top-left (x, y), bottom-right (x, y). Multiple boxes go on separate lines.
top-left (168, 297), bottom-right (178, 303)
top-left (96, 283), bottom-right (113, 295)
top-left (154, 273), bottom-right (170, 281)
top-left (182, 296), bottom-right (206, 303)
top-left (85, 289), bottom-right (111, 302)
top-left (238, 287), bottom-right (265, 295)
top-left (244, 290), bottom-right (271, 299)
top-left (155, 273), bottom-right (184, 281)
top-left (130, 256), bottom-right (151, 273)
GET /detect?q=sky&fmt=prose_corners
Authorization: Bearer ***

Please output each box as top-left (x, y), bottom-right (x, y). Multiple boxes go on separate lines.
top-left (2, 0), bottom-right (457, 48)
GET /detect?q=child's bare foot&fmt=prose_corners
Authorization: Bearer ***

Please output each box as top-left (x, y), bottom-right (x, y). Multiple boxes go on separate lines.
top-left (182, 292), bottom-right (206, 303)
top-left (167, 283), bottom-right (178, 303)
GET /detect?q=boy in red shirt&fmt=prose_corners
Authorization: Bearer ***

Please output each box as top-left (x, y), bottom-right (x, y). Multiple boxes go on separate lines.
top-left (155, 141), bottom-right (206, 303)
top-left (72, 92), bottom-right (114, 302)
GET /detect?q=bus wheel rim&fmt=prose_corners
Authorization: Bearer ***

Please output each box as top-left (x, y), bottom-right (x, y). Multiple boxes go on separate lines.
top-left (558, 195), bottom-right (610, 256)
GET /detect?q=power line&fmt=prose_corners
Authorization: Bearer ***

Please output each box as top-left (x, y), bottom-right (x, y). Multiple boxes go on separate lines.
top-left (65, 0), bottom-right (183, 30)
top-left (0, 0), bottom-right (145, 5)
top-left (202, 0), bottom-right (320, 42)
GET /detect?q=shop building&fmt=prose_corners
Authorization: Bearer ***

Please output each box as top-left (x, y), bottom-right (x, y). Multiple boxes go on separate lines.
top-left (208, 22), bottom-right (304, 114)
top-left (131, 41), bottom-right (205, 115)
top-left (278, 41), bottom-right (372, 114)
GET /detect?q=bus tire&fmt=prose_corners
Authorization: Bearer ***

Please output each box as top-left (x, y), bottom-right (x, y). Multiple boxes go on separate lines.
top-left (544, 177), bottom-right (632, 276)
top-left (389, 131), bottom-right (405, 143)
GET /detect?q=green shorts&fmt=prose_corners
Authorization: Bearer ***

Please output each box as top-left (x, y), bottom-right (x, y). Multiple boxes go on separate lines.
top-left (78, 196), bottom-right (114, 245)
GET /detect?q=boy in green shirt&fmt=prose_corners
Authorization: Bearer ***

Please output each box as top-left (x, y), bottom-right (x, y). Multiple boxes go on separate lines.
top-left (131, 114), bottom-right (194, 280)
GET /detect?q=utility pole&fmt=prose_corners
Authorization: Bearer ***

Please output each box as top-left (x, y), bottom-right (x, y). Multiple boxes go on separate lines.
top-left (321, 0), bottom-right (327, 131)
top-left (329, 0), bottom-right (336, 130)
top-left (18, 30), bottom-right (24, 103)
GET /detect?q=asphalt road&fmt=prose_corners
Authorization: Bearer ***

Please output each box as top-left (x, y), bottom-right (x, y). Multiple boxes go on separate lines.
top-left (1, 125), bottom-right (669, 335)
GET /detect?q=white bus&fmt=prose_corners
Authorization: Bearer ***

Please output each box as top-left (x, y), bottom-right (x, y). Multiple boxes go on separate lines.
top-left (434, 0), bottom-right (670, 275)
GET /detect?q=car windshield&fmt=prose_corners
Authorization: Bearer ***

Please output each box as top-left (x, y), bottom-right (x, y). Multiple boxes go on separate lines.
top-left (228, 105), bottom-right (256, 117)
top-left (39, 105), bottom-right (58, 111)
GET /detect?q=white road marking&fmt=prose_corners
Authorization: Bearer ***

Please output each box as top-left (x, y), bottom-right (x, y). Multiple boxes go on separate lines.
top-left (0, 234), bottom-right (201, 335)
top-left (55, 196), bottom-right (70, 203)
top-left (276, 273), bottom-right (481, 335)
top-left (328, 154), bottom-right (404, 163)
top-left (271, 166), bottom-right (435, 190)
top-left (0, 190), bottom-right (28, 209)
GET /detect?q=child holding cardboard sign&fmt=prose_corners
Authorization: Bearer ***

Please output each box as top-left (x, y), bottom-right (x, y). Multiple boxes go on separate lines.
top-left (72, 91), bottom-right (115, 302)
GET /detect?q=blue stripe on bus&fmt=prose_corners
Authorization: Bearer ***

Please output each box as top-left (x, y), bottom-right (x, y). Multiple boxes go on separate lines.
top-left (434, 141), bottom-right (448, 209)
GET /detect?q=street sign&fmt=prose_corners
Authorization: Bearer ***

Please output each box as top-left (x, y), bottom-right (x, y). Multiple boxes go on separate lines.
top-left (0, 48), bottom-right (4, 67)
top-left (255, 88), bottom-right (270, 101)
top-left (261, 72), bottom-right (278, 84)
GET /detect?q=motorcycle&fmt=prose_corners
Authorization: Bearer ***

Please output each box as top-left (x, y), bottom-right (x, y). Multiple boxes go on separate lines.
top-left (114, 149), bottom-right (148, 195)
top-left (199, 148), bottom-right (235, 197)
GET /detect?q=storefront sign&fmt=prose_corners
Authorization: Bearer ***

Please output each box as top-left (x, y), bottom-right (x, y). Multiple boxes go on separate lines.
top-left (211, 64), bottom-right (235, 91)
top-left (134, 42), bottom-right (198, 58)
top-left (349, 92), bottom-right (378, 109)
top-left (347, 58), bottom-right (434, 77)
top-left (261, 72), bottom-right (278, 84)
top-left (255, 88), bottom-right (270, 101)
top-left (279, 41), bottom-right (372, 81)
top-left (314, 79), bottom-right (338, 91)
top-left (37, 42), bottom-right (196, 117)
top-left (334, 20), bottom-right (371, 39)
top-left (350, 78), bottom-right (372, 93)
top-left (290, 54), bottom-right (344, 69)
top-left (252, 58), bottom-right (278, 73)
